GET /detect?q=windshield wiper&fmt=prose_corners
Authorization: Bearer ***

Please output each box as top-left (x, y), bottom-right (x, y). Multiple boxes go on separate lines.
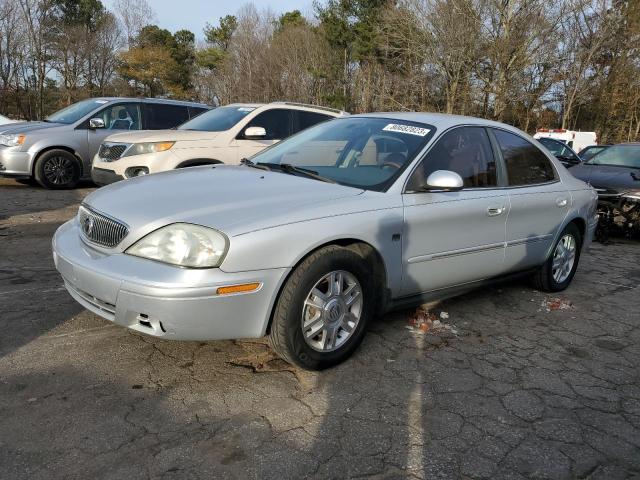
top-left (240, 158), bottom-right (271, 171)
top-left (258, 162), bottom-right (336, 184)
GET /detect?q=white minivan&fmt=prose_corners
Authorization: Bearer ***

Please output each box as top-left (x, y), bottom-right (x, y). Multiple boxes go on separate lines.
top-left (91, 102), bottom-right (347, 185)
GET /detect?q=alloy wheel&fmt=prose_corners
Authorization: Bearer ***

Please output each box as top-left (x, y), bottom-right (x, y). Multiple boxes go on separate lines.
top-left (43, 156), bottom-right (74, 185)
top-left (552, 234), bottom-right (577, 283)
top-left (301, 270), bottom-right (363, 352)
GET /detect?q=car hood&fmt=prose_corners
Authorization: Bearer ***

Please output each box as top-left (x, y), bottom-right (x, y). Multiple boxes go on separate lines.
top-left (0, 121), bottom-right (66, 134)
top-left (570, 163), bottom-right (640, 194)
top-left (105, 129), bottom-right (220, 144)
top-left (83, 165), bottom-right (365, 240)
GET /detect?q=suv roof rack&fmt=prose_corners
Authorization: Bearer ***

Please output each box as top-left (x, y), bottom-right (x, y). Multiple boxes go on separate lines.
top-left (270, 102), bottom-right (348, 116)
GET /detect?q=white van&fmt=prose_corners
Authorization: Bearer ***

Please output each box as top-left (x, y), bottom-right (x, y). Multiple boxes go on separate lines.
top-left (533, 129), bottom-right (597, 153)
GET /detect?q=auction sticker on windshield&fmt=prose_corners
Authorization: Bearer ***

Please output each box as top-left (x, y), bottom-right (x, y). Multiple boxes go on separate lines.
top-left (383, 124), bottom-right (431, 137)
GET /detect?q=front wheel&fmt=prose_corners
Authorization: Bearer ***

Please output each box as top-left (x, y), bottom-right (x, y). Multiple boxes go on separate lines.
top-left (34, 149), bottom-right (81, 189)
top-left (532, 223), bottom-right (582, 292)
top-left (269, 245), bottom-right (375, 370)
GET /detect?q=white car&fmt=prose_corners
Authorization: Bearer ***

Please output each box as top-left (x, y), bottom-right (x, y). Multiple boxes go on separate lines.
top-left (0, 114), bottom-right (16, 125)
top-left (91, 102), bottom-right (347, 185)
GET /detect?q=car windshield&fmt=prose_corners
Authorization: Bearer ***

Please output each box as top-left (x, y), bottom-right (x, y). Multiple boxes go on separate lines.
top-left (178, 105), bottom-right (256, 132)
top-left (252, 117), bottom-right (435, 191)
top-left (580, 146), bottom-right (608, 161)
top-left (539, 138), bottom-right (571, 156)
top-left (46, 99), bottom-right (109, 124)
top-left (585, 145), bottom-right (640, 168)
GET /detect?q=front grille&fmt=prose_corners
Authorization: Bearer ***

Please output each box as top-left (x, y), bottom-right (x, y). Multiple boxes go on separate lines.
top-left (98, 143), bottom-right (128, 161)
top-left (78, 205), bottom-right (128, 248)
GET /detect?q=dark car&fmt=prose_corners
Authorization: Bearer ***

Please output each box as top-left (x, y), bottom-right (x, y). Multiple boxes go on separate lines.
top-left (579, 144), bottom-right (611, 162)
top-left (570, 143), bottom-right (640, 239)
top-left (537, 137), bottom-right (582, 168)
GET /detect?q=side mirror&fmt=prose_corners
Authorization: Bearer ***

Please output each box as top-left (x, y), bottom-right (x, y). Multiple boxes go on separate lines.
top-left (89, 118), bottom-right (105, 129)
top-left (424, 170), bottom-right (464, 191)
top-left (244, 126), bottom-right (266, 139)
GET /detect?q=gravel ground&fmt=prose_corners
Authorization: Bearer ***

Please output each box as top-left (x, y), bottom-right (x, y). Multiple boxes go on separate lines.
top-left (1, 178), bottom-right (639, 480)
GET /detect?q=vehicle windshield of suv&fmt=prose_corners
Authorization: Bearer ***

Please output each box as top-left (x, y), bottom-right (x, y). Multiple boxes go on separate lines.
top-left (539, 138), bottom-right (573, 157)
top-left (585, 144), bottom-right (640, 168)
top-left (178, 106), bottom-right (255, 132)
top-left (580, 145), bottom-right (609, 161)
top-left (253, 117), bottom-right (435, 191)
top-left (46, 99), bottom-right (109, 124)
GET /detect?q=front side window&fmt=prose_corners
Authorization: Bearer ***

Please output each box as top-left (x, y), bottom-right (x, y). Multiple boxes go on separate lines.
top-left (178, 106), bottom-right (255, 132)
top-left (494, 129), bottom-right (556, 185)
top-left (585, 145), bottom-right (640, 168)
top-left (46, 99), bottom-right (111, 124)
top-left (407, 127), bottom-right (498, 191)
top-left (95, 103), bottom-right (142, 130)
top-left (145, 104), bottom-right (189, 129)
top-left (253, 117), bottom-right (434, 191)
top-left (242, 109), bottom-right (292, 140)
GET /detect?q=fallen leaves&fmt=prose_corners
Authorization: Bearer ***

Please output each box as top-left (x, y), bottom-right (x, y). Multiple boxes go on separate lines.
top-left (540, 297), bottom-right (574, 312)
top-left (407, 307), bottom-right (458, 335)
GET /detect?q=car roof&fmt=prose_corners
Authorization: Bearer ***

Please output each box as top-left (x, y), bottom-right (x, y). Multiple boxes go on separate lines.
top-left (89, 97), bottom-right (211, 108)
top-left (350, 112), bottom-right (526, 132)
top-left (225, 102), bottom-right (348, 117)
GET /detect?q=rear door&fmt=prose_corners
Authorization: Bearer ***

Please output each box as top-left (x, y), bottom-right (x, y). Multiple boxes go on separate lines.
top-left (490, 128), bottom-right (570, 271)
top-left (401, 126), bottom-right (509, 295)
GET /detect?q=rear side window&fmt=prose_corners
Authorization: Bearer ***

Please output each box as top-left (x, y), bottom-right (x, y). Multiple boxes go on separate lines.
top-left (294, 110), bottom-right (333, 133)
top-left (407, 126), bottom-right (498, 190)
top-left (243, 109), bottom-right (292, 140)
top-left (145, 104), bottom-right (190, 129)
top-left (493, 129), bottom-right (556, 185)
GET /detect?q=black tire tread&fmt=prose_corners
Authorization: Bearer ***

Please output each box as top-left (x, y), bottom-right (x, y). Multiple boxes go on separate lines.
top-left (532, 223), bottom-right (582, 292)
top-left (34, 149), bottom-right (81, 190)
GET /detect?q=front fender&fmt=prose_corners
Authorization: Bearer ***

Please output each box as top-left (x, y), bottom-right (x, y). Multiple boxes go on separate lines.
top-left (220, 207), bottom-right (405, 297)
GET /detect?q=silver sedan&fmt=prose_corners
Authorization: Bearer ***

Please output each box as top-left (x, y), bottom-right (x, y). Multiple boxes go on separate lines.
top-left (52, 113), bottom-right (598, 370)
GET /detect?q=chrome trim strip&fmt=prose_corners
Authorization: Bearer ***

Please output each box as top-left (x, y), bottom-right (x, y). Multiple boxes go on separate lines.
top-left (408, 241), bottom-right (505, 264)
top-left (505, 234), bottom-right (553, 247)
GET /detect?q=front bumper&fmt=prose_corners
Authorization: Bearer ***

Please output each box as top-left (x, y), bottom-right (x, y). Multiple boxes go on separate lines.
top-left (91, 167), bottom-right (124, 186)
top-left (52, 220), bottom-right (289, 340)
top-left (0, 147), bottom-right (34, 177)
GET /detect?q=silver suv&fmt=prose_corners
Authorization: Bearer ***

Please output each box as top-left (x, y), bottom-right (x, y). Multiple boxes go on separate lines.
top-left (0, 97), bottom-right (209, 189)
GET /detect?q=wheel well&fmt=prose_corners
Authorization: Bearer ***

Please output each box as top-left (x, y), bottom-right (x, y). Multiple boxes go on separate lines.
top-left (32, 146), bottom-right (83, 176)
top-left (175, 159), bottom-right (223, 169)
top-left (568, 217), bottom-right (586, 240)
top-left (264, 239), bottom-right (388, 335)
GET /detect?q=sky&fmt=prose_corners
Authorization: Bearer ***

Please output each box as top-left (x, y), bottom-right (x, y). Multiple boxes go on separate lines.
top-left (103, 0), bottom-right (315, 39)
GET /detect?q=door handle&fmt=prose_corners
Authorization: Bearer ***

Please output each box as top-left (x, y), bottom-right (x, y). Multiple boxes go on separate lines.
top-left (487, 206), bottom-right (505, 216)
top-left (556, 197), bottom-right (568, 207)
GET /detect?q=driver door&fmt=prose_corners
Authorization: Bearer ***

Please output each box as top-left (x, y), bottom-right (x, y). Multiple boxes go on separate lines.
top-left (87, 103), bottom-right (142, 165)
top-left (231, 109), bottom-right (293, 162)
top-left (401, 126), bottom-right (509, 295)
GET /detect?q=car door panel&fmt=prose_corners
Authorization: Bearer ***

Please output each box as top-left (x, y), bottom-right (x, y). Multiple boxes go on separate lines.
top-left (400, 126), bottom-right (508, 296)
top-left (402, 190), bottom-right (509, 295)
top-left (505, 184), bottom-right (569, 269)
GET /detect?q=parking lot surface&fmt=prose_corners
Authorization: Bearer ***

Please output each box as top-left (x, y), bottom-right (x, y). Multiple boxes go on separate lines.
top-left (1, 178), bottom-right (639, 479)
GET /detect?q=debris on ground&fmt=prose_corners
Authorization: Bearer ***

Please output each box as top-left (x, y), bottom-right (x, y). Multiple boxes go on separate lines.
top-left (540, 297), bottom-right (574, 312)
top-left (407, 307), bottom-right (458, 335)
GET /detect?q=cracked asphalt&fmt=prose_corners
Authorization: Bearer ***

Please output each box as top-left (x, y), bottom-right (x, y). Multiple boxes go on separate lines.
top-left (1, 178), bottom-right (639, 479)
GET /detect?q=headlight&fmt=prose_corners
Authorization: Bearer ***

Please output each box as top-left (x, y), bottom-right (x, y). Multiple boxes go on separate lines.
top-left (0, 134), bottom-right (26, 147)
top-left (122, 141), bottom-right (174, 157)
top-left (126, 223), bottom-right (228, 268)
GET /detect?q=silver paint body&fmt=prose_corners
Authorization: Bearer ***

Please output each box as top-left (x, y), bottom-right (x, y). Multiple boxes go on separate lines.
top-left (52, 113), bottom-right (598, 341)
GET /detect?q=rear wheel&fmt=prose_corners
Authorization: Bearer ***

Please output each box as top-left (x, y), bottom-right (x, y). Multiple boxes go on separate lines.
top-left (34, 149), bottom-right (81, 189)
top-left (532, 223), bottom-right (582, 292)
top-left (269, 245), bottom-right (375, 370)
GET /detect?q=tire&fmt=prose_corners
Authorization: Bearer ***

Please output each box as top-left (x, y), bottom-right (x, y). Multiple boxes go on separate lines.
top-left (532, 223), bottom-right (582, 292)
top-left (268, 245), bottom-right (376, 370)
top-left (34, 149), bottom-right (81, 189)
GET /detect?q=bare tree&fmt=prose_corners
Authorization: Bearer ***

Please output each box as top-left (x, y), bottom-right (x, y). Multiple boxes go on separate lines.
top-left (113, 0), bottom-right (155, 47)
